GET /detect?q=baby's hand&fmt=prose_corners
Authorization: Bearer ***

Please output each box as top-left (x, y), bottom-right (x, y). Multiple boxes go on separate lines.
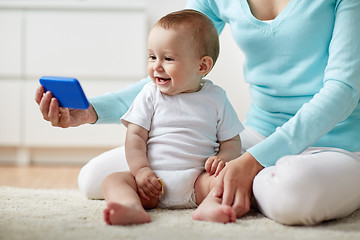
top-left (205, 156), bottom-right (226, 177)
top-left (135, 167), bottom-right (162, 201)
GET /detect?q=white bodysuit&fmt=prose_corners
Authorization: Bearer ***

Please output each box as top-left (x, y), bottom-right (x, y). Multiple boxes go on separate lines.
top-left (121, 80), bottom-right (244, 208)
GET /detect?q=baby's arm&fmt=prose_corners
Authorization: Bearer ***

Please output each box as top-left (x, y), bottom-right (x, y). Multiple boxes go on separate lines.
top-left (205, 135), bottom-right (241, 176)
top-left (125, 123), bottom-right (162, 200)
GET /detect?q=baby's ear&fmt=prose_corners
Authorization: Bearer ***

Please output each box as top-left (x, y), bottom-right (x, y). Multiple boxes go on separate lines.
top-left (198, 56), bottom-right (213, 76)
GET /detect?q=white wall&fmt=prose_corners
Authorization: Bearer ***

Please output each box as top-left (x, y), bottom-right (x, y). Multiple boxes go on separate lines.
top-left (147, 0), bottom-right (188, 24)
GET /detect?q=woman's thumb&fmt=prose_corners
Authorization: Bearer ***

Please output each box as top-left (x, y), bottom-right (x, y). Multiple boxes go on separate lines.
top-left (213, 172), bottom-right (225, 198)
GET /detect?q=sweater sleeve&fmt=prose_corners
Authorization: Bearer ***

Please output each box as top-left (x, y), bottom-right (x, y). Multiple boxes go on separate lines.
top-left (186, 0), bottom-right (226, 34)
top-left (248, 0), bottom-right (360, 167)
top-left (89, 77), bottom-right (150, 124)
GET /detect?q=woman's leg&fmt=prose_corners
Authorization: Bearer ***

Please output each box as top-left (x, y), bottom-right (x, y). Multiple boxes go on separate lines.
top-left (241, 126), bottom-right (360, 225)
top-left (253, 148), bottom-right (360, 225)
top-left (78, 146), bottom-right (128, 199)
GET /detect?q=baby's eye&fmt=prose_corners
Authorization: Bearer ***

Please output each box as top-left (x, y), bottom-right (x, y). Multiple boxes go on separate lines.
top-left (165, 57), bottom-right (174, 61)
top-left (148, 55), bottom-right (156, 61)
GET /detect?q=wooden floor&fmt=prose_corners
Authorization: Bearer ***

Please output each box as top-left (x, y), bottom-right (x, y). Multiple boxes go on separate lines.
top-left (0, 165), bottom-right (81, 189)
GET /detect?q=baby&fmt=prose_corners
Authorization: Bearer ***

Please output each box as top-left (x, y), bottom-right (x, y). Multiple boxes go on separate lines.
top-left (102, 9), bottom-right (244, 225)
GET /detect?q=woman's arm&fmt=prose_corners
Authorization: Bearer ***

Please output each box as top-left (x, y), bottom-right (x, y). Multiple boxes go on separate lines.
top-left (90, 77), bottom-right (150, 124)
top-left (186, 0), bottom-right (226, 34)
top-left (35, 77), bottom-right (150, 127)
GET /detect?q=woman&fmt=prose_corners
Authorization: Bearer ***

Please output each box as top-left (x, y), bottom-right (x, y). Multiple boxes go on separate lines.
top-left (36, 0), bottom-right (360, 225)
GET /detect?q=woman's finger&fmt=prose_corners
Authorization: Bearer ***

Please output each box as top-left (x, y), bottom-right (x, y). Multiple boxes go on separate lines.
top-left (221, 165), bottom-right (237, 206)
top-left (35, 85), bottom-right (45, 105)
top-left (213, 168), bottom-right (226, 198)
top-left (58, 108), bottom-right (71, 128)
top-left (48, 98), bottom-right (60, 126)
top-left (232, 191), bottom-right (251, 217)
top-left (39, 91), bottom-right (53, 120)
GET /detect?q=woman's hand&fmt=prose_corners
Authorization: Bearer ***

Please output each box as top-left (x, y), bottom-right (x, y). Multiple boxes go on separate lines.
top-left (213, 152), bottom-right (264, 217)
top-left (134, 167), bottom-right (162, 201)
top-left (35, 85), bottom-right (98, 128)
top-left (205, 156), bottom-right (226, 177)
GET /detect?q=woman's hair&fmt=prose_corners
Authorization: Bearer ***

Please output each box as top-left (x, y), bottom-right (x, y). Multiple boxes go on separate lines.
top-left (155, 9), bottom-right (220, 66)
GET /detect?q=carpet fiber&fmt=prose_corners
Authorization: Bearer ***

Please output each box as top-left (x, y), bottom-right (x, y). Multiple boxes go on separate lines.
top-left (1, 187), bottom-right (360, 240)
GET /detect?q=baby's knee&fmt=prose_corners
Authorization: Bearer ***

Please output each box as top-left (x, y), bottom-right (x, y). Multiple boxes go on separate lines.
top-left (102, 171), bottom-right (134, 187)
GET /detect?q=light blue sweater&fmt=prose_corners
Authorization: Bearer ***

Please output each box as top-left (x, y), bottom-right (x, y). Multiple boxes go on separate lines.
top-left (91, 0), bottom-right (360, 167)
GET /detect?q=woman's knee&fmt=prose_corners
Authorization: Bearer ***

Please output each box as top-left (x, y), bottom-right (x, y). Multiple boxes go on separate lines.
top-left (78, 161), bottom-right (105, 199)
top-left (78, 147), bottom-right (128, 199)
top-left (253, 155), bottom-right (329, 225)
top-left (253, 151), bottom-right (360, 225)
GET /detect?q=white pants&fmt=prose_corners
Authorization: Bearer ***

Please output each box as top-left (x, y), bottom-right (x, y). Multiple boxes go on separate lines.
top-left (78, 126), bottom-right (360, 225)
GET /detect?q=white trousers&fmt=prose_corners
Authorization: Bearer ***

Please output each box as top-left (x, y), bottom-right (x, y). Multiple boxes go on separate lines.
top-left (78, 126), bottom-right (360, 225)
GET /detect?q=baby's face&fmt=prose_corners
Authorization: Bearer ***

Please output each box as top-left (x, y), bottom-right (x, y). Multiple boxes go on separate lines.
top-left (147, 26), bottom-right (203, 96)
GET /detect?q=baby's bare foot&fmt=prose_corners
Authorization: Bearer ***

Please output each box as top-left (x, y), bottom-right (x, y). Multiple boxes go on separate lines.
top-left (192, 202), bottom-right (236, 223)
top-left (103, 202), bottom-right (151, 225)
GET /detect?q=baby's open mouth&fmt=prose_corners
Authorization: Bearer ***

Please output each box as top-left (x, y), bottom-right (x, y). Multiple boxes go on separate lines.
top-left (156, 77), bottom-right (171, 85)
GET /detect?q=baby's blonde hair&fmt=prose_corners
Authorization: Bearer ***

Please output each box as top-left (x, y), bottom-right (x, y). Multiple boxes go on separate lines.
top-left (154, 9), bottom-right (220, 67)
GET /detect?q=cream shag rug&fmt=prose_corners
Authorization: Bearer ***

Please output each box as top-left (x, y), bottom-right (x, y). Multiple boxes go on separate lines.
top-left (1, 187), bottom-right (360, 240)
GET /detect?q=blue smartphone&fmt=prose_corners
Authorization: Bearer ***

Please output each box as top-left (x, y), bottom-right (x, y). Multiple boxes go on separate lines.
top-left (39, 76), bottom-right (90, 110)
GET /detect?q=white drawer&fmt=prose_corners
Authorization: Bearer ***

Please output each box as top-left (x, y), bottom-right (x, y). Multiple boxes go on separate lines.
top-left (0, 11), bottom-right (22, 76)
top-left (0, 80), bottom-right (22, 145)
top-left (25, 10), bottom-right (147, 79)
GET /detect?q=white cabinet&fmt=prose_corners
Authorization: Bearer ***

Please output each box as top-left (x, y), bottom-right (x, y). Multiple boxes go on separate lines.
top-left (0, 11), bottom-right (22, 76)
top-left (25, 10), bottom-right (146, 78)
top-left (0, 80), bottom-right (22, 146)
top-left (0, 1), bottom-right (147, 165)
